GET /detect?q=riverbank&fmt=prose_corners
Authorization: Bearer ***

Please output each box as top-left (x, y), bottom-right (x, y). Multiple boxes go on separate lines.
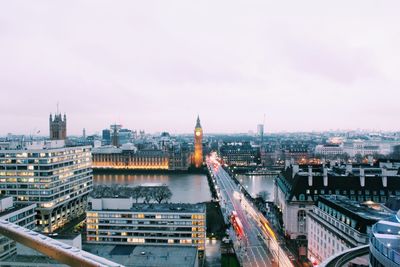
top-left (92, 166), bottom-right (207, 175)
top-left (93, 172), bottom-right (212, 204)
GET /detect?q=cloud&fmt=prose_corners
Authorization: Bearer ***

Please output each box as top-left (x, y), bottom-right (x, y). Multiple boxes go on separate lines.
top-left (1, 0), bottom-right (400, 134)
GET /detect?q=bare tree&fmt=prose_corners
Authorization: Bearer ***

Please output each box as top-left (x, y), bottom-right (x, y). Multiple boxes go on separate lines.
top-left (91, 185), bottom-right (173, 204)
top-left (110, 184), bottom-right (119, 196)
top-left (142, 187), bottom-right (152, 203)
top-left (131, 186), bottom-right (144, 203)
top-left (152, 186), bottom-right (172, 204)
top-left (119, 186), bottom-right (132, 198)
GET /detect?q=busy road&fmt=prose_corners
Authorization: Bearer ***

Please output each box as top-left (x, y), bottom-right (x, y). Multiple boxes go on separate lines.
top-left (207, 153), bottom-right (293, 267)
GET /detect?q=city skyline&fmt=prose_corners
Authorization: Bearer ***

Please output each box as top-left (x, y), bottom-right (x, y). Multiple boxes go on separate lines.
top-left (2, 1), bottom-right (400, 135)
top-left (4, 111), bottom-right (400, 137)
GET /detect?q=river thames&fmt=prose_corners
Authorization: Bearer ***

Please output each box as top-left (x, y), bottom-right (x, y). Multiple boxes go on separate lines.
top-left (94, 172), bottom-right (276, 203)
top-left (93, 172), bottom-right (212, 203)
top-left (236, 174), bottom-right (275, 201)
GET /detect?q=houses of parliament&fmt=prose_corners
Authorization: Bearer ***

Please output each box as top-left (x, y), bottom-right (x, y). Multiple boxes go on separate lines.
top-left (91, 116), bottom-right (204, 171)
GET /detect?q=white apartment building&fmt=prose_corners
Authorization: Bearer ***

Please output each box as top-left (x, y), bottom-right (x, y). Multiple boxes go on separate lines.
top-left (87, 198), bottom-right (206, 251)
top-left (314, 144), bottom-right (344, 158)
top-left (0, 196), bottom-right (36, 259)
top-left (307, 195), bottom-right (392, 265)
top-left (343, 140), bottom-right (400, 157)
top-left (274, 161), bottom-right (400, 243)
top-left (0, 141), bottom-right (93, 233)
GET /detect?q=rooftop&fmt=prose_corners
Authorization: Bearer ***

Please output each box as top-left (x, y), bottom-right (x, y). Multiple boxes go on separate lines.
top-left (83, 244), bottom-right (198, 267)
top-left (90, 201), bottom-right (206, 214)
top-left (278, 163), bottom-right (400, 201)
top-left (320, 195), bottom-right (393, 222)
top-left (1, 254), bottom-right (67, 266)
top-left (0, 203), bottom-right (36, 219)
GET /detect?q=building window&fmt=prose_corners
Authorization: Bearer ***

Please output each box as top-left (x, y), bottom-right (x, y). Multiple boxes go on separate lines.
top-left (298, 210), bottom-right (307, 233)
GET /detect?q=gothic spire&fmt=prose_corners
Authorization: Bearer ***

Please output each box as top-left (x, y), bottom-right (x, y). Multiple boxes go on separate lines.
top-left (195, 115), bottom-right (201, 128)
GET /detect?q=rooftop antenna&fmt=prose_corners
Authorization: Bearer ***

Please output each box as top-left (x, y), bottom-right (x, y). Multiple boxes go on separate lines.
top-left (57, 102), bottom-right (59, 114)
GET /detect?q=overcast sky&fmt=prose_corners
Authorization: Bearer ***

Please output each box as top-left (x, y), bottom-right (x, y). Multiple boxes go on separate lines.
top-left (1, 1), bottom-right (400, 135)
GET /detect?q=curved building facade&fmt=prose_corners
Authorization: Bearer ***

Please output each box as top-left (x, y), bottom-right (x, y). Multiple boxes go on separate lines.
top-left (369, 210), bottom-right (400, 266)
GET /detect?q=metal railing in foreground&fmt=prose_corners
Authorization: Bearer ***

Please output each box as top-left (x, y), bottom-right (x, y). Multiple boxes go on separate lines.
top-left (0, 219), bottom-right (123, 267)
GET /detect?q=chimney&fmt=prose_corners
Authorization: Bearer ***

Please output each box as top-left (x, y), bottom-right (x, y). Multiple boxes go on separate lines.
top-left (292, 164), bottom-right (299, 178)
top-left (346, 163), bottom-right (352, 175)
top-left (323, 167), bottom-right (328, 187)
top-left (308, 166), bottom-right (313, 186)
top-left (382, 167), bottom-right (388, 187)
top-left (360, 168), bottom-right (365, 187)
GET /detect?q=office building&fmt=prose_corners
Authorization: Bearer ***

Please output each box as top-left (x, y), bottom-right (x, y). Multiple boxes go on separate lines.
top-left (102, 129), bottom-right (111, 145)
top-left (274, 160), bottom-right (400, 246)
top-left (0, 141), bottom-right (93, 233)
top-left (257, 124), bottom-right (264, 143)
top-left (219, 142), bottom-right (256, 166)
top-left (281, 144), bottom-right (310, 162)
top-left (307, 195), bottom-right (392, 265)
top-left (315, 144), bottom-right (345, 158)
top-left (118, 129), bottom-right (133, 145)
top-left (86, 198), bottom-right (206, 251)
top-left (83, 244), bottom-right (199, 267)
top-left (0, 196), bottom-right (36, 259)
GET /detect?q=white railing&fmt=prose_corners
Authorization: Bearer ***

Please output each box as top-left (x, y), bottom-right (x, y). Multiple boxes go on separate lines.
top-left (0, 219), bottom-right (123, 267)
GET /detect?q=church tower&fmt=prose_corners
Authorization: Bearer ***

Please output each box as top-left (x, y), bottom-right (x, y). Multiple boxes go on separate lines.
top-left (194, 115), bottom-right (203, 168)
top-left (49, 113), bottom-right (67, 140)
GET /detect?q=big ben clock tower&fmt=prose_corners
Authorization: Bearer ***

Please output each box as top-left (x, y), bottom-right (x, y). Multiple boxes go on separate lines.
top-left (194, 115), bottom-right (203, 168)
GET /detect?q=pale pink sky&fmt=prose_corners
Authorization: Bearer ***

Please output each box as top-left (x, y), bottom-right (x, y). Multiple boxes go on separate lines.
top-left (1, 1), bottom-right (400, 135)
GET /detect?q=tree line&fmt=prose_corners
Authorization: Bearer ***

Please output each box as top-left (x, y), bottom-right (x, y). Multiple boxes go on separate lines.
top-left (90, 184), bottom-right (173, 204)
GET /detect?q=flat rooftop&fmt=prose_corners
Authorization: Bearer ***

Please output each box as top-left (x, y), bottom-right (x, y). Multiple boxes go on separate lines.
top-left (1, 254), bottom-right (67, 266)
top-left (91, 201), bottom-right (206, 214)
top-left (0, 203), bottom-right (35, 218)
top-left (131, 203), bottom-right (205, 213)
top-left (83, 244), bottom-right (198, 267)
top-left (322, 195), bottom-right (393, 222)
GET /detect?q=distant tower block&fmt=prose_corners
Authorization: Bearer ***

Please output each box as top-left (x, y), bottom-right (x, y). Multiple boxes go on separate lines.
top-left (194, 116), bottom-right (203, 168)
top-left (49, 113), bottom-right (67, 140)
top-left (257, 124), bottom-right (264, 143)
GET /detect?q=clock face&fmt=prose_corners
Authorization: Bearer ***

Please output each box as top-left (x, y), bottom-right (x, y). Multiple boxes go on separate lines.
top-left (195, 131), bottom-right (201, 137)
